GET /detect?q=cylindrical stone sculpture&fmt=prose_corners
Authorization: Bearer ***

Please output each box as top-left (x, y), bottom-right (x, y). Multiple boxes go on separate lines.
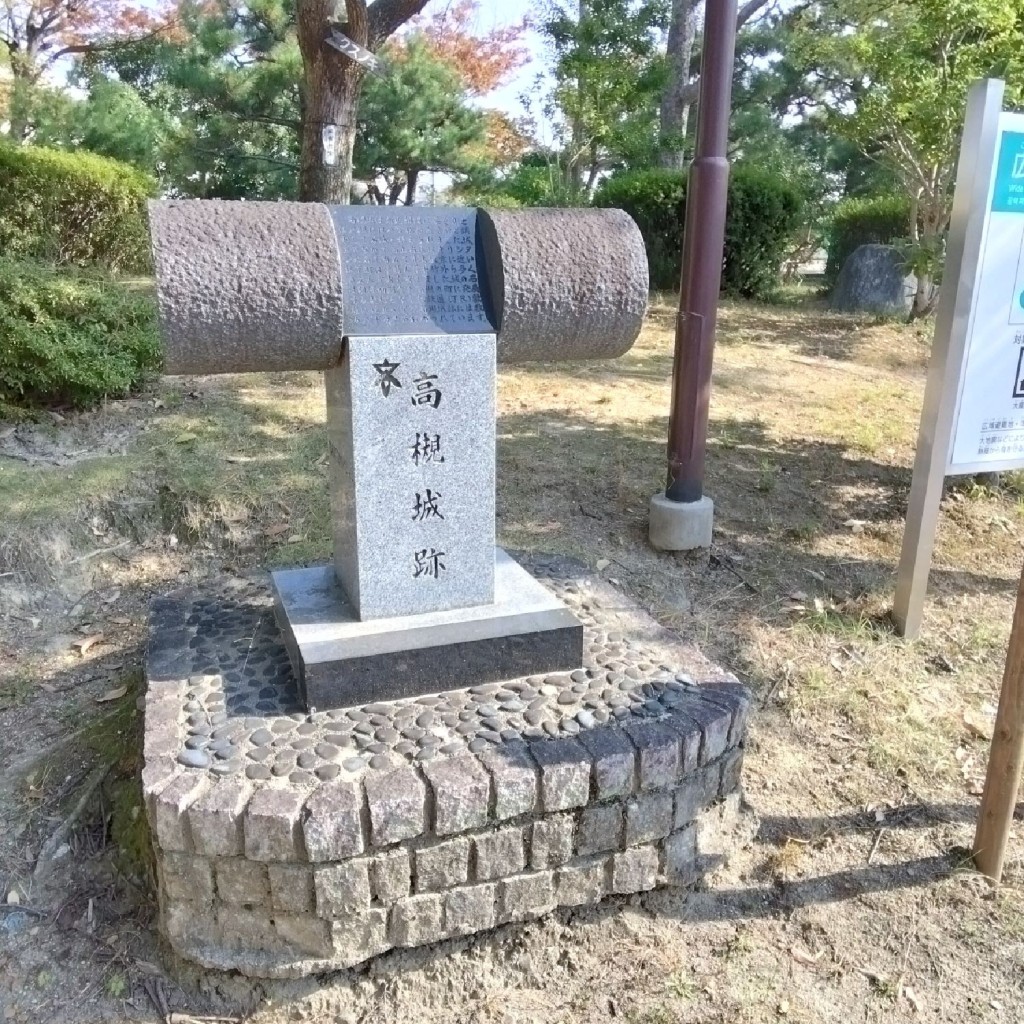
top-left (148, 200), bottom-right (345, 375)
top-left (148, 201), bottom-right (648, 373)
top-left (477, 208), bottom-right (649, 363)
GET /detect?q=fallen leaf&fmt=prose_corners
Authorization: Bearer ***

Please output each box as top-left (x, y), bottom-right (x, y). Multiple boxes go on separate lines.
top-left (963, 708), bottom-right (994, 741)
top-left (788, 590), bottom-right (809, 602)
top-left (266, 523), bottom-right (290, 538)
top-left (790, 945), bottom-right (823, 969)
top-left (173, 431), bottom-right (198, 444)
top-left (225, 454), bottom-right (256, 464)
top-left (72, 634), bottom-right (104, 656)
top-left (904, 987), bottom-right (923, 1013)
top-left (596, 558), bottom-right (611, 571)
top-left (96, 684), bottom-right (128, 703)
top-left (109, 616), bottom-right (131, 626)
top-left (286, 534), bottom-right (303, 543)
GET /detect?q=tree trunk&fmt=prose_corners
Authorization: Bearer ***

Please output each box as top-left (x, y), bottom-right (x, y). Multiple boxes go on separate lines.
top-left (296, 0), bottom-right (365, 203)
top-left (564, 0), bottom-right (588, 197)
top-left (404, 167), bottom-right (420, 205)
top-left (911, 210), bottom-right (942, 320)
top-left (295, 0), bottom-right (431, 202)
top-left (659, 0), bottom-right (702, 170)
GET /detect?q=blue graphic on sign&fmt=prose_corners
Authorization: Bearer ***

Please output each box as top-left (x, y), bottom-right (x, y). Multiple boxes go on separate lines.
top-left (992, 131), bottom-right (1024, 212)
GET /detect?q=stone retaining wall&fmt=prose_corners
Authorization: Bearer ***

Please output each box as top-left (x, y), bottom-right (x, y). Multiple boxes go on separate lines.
top-left (143, 559), bottom-right (751, 979)
top-left (146, 683), bottom-right (747, 978)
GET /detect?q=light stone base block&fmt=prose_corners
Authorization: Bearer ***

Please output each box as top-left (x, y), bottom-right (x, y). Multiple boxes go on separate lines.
top-left (649, 493), bottom-right (714, 551)
top-left (271, 549), bottom-right (583, 710)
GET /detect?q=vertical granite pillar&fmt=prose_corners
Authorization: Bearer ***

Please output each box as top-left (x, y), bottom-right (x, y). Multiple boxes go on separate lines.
top-left (326, 335), bottom-right (497, 620)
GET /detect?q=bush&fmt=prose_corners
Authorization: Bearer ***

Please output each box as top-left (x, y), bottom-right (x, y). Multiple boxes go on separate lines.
top-left (593, 166), bottom-right (803, 300)
top-left (592, 168), bottom-right (684, 290)
top-left (0, 143), bottom-right (155, 273)
top-left (0, 258), bottom-right (160, 410)
top-left (825, 195), bottom-right (911, 288)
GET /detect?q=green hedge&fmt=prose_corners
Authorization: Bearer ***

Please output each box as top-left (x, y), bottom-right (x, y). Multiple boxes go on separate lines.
top-left (0, 258), bottom-right (160, 410)
top-left (592, 166), bottom-right (803, 299)
top-left (0, 144), bottom-right (155, 273)
top-left (825, 195), bottom-right (911, 288)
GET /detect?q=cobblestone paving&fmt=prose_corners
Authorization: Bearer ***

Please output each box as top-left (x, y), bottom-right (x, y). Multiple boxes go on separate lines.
top-left (152, 554), bottom-right (730, 787)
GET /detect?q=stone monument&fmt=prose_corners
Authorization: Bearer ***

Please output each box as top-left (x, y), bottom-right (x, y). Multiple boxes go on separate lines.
top-left (831, 243), bottom-right (917, 316)
top-left (143, 201), bottom-right (752, 978)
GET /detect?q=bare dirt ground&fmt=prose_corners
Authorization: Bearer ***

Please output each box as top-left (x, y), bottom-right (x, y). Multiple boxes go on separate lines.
top-left (2, 295), bottom-right (1024, 1024)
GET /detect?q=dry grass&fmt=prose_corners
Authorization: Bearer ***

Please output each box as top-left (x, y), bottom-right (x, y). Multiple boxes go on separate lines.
top-left (3, 293), bottom-right (1024, 1022)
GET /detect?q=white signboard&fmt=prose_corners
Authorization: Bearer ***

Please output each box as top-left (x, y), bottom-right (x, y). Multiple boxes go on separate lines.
top-left (949, 113), bottom-right (1024, 472)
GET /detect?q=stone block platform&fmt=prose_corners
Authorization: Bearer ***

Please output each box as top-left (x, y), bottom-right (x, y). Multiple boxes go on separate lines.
top-left (143, 554), bottom-right (751, 979)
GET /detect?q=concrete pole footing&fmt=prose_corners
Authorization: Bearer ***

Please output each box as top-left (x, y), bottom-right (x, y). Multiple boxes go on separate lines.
top-left (648, 493), bottom-right (714, 551)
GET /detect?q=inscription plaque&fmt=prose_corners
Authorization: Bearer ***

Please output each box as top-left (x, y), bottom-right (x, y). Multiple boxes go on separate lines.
top-left (331, 207), bottom-right (496, 336)
top-left (327, 333), bottom-right (497, 620)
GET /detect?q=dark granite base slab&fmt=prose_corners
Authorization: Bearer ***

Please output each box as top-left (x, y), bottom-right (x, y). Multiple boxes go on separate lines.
top-left (270, 550), bottom-right (583, 710)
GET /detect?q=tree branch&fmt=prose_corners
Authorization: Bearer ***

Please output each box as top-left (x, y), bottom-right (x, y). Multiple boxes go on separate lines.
top-left (46, 19), bottom-right (177, 69)
top-left (673, 0), bottom-right (772, 109)
top-left (737, 0), bottom-right (771, 29)
top-left (367, 0), bottom-right (430, 49)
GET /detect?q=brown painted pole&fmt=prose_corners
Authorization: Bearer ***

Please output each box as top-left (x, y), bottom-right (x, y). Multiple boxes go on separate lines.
top-left (974, 560), bottom-right (1024, 882)
top-left (665, 0), bottom-right (738, 502)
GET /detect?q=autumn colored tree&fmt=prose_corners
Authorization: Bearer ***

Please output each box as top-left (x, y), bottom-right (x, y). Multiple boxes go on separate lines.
top-left (0, 0), bottom-right (170, 138)
top-left (416, 0), bottom-right (528, 96)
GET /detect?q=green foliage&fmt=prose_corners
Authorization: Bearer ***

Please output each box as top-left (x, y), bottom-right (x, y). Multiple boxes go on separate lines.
top-left (594, 166), bottom-right (802, 299)
top-left (792, 0), bottom-right (1024, 312)
top-left (825, 195), bottom-right (912, 287)
top-left (26, 77), bottom-right (171, 174)
top-left (92, 0), bottom-right (301, 199)
top-left (724, 168), bottom-right (805, 299)
top-left (454, 152), bottom-right (581, 207)
top-left (356, 35), bottom-right (488, 204)
top-left (0, 258), bottom-right (160, 410)
top-left (0, 143), bottom-right (154, 272)
top-left (534, 0), bottom-right (668, 199)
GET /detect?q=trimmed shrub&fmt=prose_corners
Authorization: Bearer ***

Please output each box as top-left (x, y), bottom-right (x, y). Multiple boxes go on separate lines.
top-left (592, 168), bottom-right (684, 290)
top-left (825, 195), bottom-right (911, 288)
top-left (723, 169), bottom-right (805, 299)
top-left (593, 166), bottom-right (802, 300)
top-left (0, 143), bottom-right (155, 273)
top-left (0, 258), bottom-right (160, 410)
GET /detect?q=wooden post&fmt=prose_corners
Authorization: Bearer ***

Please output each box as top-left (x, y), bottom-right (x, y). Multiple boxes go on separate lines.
top-left (973, 560), bottom-right (1024, 882)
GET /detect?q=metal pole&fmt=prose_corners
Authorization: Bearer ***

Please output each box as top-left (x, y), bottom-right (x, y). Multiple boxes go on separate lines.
top-left (892, 79), bottom-right (1004, 637)
top-left (974, 558), bottom-right (1024, 883)
top-left (665, 0), bottom-right (738, 502)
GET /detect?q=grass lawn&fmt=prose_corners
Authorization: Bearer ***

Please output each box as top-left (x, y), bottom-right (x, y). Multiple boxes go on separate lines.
top-left (1, 294), bottom-right (1023, 1022)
